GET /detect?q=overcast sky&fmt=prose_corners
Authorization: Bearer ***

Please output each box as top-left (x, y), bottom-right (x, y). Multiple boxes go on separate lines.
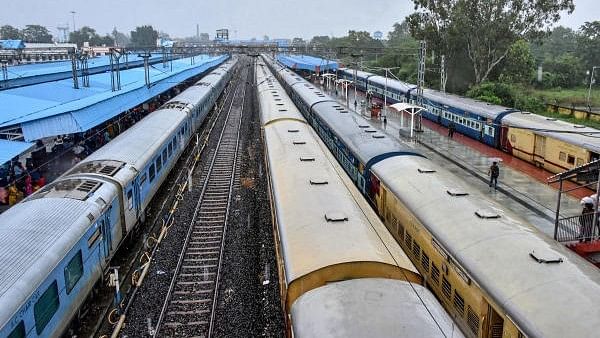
top-left (0, 0), bottom-right (597, 40)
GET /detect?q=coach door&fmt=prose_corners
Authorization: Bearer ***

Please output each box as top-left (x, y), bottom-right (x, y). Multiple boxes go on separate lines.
top-left (500, 125), bottom-right (510, 151)
top-left (99, 211), bottom-right (113, 268)
top-left (483, 303), bottom-right (504, 338)
top-left (533, 134), bottom-right (546, 164)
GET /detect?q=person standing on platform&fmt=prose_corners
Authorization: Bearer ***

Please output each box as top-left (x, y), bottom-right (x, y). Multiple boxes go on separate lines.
top-left (448, 121), bottom-right (455, 138)
top-left (579, 198), bottom-right (595, 242)
top-left (488, 161), bottom-right (500, 191)
top-left (383, 115), bottom-right (387, 129)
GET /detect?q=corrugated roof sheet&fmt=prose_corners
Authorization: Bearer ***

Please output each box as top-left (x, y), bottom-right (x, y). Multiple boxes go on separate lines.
top-left (0, 139), bottom-right (34, 165)
top-left (0, 40), bottom-right (25, 49)
top-left (277, 54), bottom-right (338, 72)
top-left (0, 54), bottom-right (228, 141)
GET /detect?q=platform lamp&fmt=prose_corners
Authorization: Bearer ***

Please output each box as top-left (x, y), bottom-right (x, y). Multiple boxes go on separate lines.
top-left (587, 66), bottom-right (599, 110)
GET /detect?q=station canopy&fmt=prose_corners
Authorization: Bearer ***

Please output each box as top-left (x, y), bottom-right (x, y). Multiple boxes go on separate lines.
top-left (277, 54), bottom-right (338, 72)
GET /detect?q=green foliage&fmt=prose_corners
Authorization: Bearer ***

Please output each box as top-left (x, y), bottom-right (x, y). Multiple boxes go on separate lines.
top-left (541, 54), bottom-right (586, 88)
top-left (499, 40), bottom-right (535, 84)
top-left (130, 25), bottom-right (158, 47)
top-left (0, 25), bottom-right (22, 40)
top-left (21, 25), bottom-right (52, 43)
top-left (577, 21), bottom-right (600, 71)
top-left (69, 26), bottom-right (114, 48)
top-left (407, 0), bottom-right (574, 84)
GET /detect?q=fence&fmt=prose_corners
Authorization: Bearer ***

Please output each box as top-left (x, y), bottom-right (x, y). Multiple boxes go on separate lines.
top-left (555, 211), bottom-right (600, 242)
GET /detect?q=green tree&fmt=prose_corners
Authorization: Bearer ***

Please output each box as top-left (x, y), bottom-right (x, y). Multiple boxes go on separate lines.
top-left (531, 26), bottom-right (578, 61)
top-left (112, 27), bottom-right (130, 47)
top-left (499, 40), bottom-right (535, 84)
top-left (70, 26), bottom-right (104, 47)
top-left (577, 21), bottom-right (600, 71)
top-left (543, 54), bottom-right (586, 88)
top-left (407, 0), bottom-right (574, 84)
top-left (310, 35), bottom-right (331, 47)
top-left (0, 25), bottom-right (22, 40)
top-left (130, 25), bottom-right (159, 47)
top-left (21, 25), bottom-right (52, 43)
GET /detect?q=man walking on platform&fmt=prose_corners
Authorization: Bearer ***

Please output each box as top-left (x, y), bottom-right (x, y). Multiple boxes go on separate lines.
top-left (488, 161), bottom-right (500, 191)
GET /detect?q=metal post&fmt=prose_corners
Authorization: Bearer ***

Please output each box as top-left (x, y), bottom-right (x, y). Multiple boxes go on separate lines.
top-left (416, 40), bottom-right (426, 131)
top-left (440, 55), bottom-right (447, 93)
top-left (70, 49), bottom-right (79, 89)
top-left (593, 166), bottom-right (600, 239)
top-left (353, 67), bottom-right (357, 107)
top-left (587, 66), bottom-right (598, 109)
top-left (1, 61), bottom-right (8, 88)
top-left (553, 179), bottom-right (563, 240)
top-left (384, 69), bottom-right (388, 117)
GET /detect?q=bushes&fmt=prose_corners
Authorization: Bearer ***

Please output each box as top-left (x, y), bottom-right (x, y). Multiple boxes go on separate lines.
top-left (466, 82), bottom-right (546, 114)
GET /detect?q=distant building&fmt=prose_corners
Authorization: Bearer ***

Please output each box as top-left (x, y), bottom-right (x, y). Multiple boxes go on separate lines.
top-left (0, 40), bottom-right (77, 64)
top-left (200, 33), bottom-right (210, 42)
top-left (216, 29), bottom-right (229, 42)
top-left (373, 31), bottom-right (383, 40)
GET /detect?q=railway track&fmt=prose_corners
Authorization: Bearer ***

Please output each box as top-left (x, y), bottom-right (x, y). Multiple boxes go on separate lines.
top-left (154, 59), bottom-right (248, 337)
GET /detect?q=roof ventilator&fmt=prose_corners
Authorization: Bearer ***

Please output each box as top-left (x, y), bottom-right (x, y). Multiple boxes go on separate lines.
top-left (475, 209), bottom-right (501, 219)
top-left (300, 156), bottom-right (315, 162)
top-left (574, 125), bottom-right (585, 128)
top-left (447, 189), bottom-right (469, 196)
top-left (288, 129), bottom-right (299, 133)
top-left (529, 251), bottom-right (563, 264)
top-left (310, 178), bottom-right (329, 185)
top-left (546, 118), bottom-right (557, 121)
top-left (372, 134), bottom-right (385, 139)
top-left (293, 141), bottom-right (306, 145)
top-left (358, 125), bottom-right (369, 128)
top-left (418, 168), bottom-right (436, 173)
top-left (365, 129), bottom-right (377, 133)
top-left (325, 212), bottom-right (348, 222)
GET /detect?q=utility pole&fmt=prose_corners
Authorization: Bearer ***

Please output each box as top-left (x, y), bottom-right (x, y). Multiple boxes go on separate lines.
top-left (440, 54), bottom-right (447, 93)
top-left (416, 40), bottom-right (427, 131)
top-left (70, 11), bottom-right (76, 32)
top-left (588, 66), bottom-right (598, 110)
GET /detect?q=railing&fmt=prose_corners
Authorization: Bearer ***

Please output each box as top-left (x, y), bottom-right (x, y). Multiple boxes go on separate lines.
top-left (555, 212), bottom-right (600, 243)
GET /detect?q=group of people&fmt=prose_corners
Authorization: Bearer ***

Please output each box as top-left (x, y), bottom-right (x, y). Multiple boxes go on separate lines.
top-left (0, 93), bottom-right (177, 210)
top-left (0, 158), bottom-right (47, 206)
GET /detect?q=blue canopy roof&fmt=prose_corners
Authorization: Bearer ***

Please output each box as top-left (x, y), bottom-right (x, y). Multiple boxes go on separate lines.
top-left (0, 54), bottom-right (228, 141)
top-left (0, 40), bottom-right (25, 49)
top-left (1, 54), bottom-right (164, 89)
top-left (277, 54), bottom-right (338, 72)
top-left (0, 140), bottom-right (34, 165)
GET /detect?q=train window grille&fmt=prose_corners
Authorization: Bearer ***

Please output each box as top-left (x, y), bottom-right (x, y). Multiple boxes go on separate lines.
top-left (149, 164), bottom-right (156, 182)
top-left (421, 253), bottom-right (430, 273)
top-left (412, 241), bottom-right (421, 258)
top-left (431, 263), bottom-right (440, 285)
top-left (156, 157), bottom-right (162, 173)
top-left (140, 173), bottom-right (147, 186)
top-left (441, 276), bottom-right (452, 299)
top-left (64, 251), bottom-right (83, 294)
top-left (7, 321), bottom-right (25, 338)
top-left (453, 291), bottom-right (465, 316)
top-left (405, 233), bottom-right (412, 251)
top-left (467, 306), bottom-right (480, 336)
top-left (397, 223), bottom-right (405, 241)
top-left (162, 149), bottom-right (168, 165)
top-left (34, 280), bottom-right (60, 335)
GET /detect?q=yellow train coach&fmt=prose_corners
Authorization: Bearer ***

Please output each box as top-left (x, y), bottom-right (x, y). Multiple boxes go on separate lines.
top-left (501, 112), bottom-right (600, 174)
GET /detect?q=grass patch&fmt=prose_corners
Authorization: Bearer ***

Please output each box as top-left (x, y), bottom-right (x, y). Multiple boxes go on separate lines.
top-left (531, 87), bottom-right (600, 107)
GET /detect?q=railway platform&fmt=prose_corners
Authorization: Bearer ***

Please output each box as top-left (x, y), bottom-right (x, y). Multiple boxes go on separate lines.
top-left (320, 83), bottom-right (585, 237)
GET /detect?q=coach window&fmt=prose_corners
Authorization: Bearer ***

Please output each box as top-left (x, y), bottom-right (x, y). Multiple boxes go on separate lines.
top-left (7, 321), bottom-right (25, 338)
top-left (127, 190), bottom-right (134, 210)
top-left (162, 149), bottom-right (168, 164)
top-left (64, 251), bottom-right (83, 294)
top-left (567, 155), bottom-right (575, 165)
top-left (34, 281), bottom-right (60, 335)
top-left (156, 156), bottom-right (162, 173)
top-left (149, 164), bottom-right (156, 182)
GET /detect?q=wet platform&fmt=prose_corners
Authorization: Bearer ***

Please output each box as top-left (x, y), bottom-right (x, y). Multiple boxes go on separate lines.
top-left (317, 82), bottom-right (585, 237)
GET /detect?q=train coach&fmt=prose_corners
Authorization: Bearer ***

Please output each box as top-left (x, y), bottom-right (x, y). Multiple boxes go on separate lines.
top-left (339, 67), bottom-right (600, 174)
top-left (270, 56), bottom-right (600, 338)
top-left (256, 57), bottom-right (462, 337)
top-left (0, 56), bottom-right (235, 338)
